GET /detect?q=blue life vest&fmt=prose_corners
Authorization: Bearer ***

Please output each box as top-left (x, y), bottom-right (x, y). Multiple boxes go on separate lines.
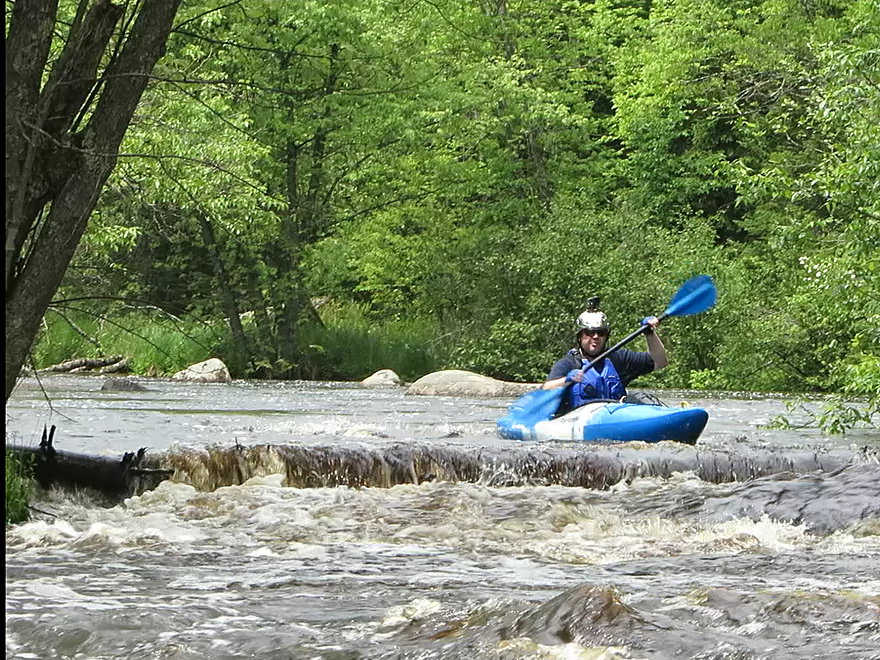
top-left (568, 357), bottom-right (626, 409)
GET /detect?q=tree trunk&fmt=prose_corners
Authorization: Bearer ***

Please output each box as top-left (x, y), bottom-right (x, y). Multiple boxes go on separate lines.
top-left (275, 138), bottom-right (303, 368)
top-left (244, 262), bottom-right (276, 361)
top-left (5, 0), bottom-right (63, 288)
top-left (5, 0), bottom-right (184, 403)
top-left (196, 213), bottom-right (249, 361)
top-left (274, 43), bottom-right (341, 369)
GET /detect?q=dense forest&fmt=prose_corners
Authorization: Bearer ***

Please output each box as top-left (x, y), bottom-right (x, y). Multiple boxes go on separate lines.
top-left (6, 0), bottom-right (878, 418)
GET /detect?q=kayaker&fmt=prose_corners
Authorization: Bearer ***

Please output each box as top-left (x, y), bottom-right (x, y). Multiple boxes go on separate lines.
top-left (541, 303), bottom-right (667, 415)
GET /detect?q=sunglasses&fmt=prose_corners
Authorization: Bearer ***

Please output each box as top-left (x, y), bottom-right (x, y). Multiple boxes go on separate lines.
top-left (580, 328), bottom-right (608, 338)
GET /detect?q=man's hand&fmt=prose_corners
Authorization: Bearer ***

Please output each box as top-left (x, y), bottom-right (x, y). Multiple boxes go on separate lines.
top-left (565, 369), bottom-right (584, 384)
top-left (641, 316), bottom-right (660, 334)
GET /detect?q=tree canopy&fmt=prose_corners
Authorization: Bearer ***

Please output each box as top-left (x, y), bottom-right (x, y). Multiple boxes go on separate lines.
top-left (7, 0), bottom-right (879, 421)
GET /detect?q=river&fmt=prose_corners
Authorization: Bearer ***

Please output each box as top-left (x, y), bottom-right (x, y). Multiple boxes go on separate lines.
top-left (5, 373), bottom-right (879, 659)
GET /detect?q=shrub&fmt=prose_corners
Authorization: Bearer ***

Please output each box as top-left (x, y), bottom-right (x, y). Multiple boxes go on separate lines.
top-left (5, 452), bottom-right (35, 525)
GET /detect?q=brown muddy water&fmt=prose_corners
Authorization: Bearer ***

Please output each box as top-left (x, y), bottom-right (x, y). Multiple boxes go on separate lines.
top-left (5, 374), bottom-right (880, 660)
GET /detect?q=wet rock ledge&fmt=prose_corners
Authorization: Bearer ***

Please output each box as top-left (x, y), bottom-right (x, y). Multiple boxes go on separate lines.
top-left (6, 427), bottom-right (867, 506)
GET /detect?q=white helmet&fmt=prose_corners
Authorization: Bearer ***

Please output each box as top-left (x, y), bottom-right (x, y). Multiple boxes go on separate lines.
top-left (575, 310), bottom-right (610, 336)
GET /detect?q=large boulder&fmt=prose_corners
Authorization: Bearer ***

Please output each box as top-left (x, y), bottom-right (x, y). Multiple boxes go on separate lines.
top-left (406, 369), bottom-right (539, 398)
top-left (360, 369), bottom-right (402, 388)
top-left (171, 358), bottom-right (232, 383)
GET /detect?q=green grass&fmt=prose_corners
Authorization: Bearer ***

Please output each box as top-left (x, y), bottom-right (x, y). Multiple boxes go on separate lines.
top-left (31, 308), bottom-right (221, 376)
top-left (5, 452), bottom-right (35, 525)
top-left (29, 302), bottom-right (449, 382)
top-left (298, 303), bottom-right (447, 381)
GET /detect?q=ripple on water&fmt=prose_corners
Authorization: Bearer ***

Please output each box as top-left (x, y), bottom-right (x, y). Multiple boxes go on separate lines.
top-left (6, 376), bottom-right (879, 659)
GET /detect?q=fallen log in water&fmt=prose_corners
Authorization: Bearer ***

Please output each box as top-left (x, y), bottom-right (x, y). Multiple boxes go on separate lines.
top-left (6, 425), bottom-right (173, 500)
top-left (41, 355), bottom-right (129, 374)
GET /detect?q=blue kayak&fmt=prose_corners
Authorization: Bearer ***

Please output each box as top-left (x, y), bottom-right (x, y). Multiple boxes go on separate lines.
top-left (497, 400), bottom-right (709, 445)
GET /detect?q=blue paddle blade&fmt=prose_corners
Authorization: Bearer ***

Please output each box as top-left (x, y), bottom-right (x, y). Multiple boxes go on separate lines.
top-left (664, 274), bottom-right (717, 318)
top-left (496, 387), bottom-right (564, 439)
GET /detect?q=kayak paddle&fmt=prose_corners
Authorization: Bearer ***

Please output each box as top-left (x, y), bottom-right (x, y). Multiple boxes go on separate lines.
top-left (497, 274), bottom-right (718, 434)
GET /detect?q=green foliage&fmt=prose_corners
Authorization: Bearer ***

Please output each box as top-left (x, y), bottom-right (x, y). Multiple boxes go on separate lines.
top-left (5, 453), bottom-right (35, 526)
top-left (837, 351), bottom-right (880, 397)
top-left (28, 0), bottom-right (875, 437)
top-left (30, 311), bottom-right (101, 369)
top-left (31, 309), bottom-right (222, 376)
top-left (106, 316), bottom-right (223, 376)
top-left (30, 302), bottom-right (445, 382)
top-left (449, 319), bottom-right (552, 383)
top-left (767, 393), bottom-right (877, 436)
top-left (451, 195), bottom-right (726, 387)
top-left (813, 398), bottom-right (877, 436)
top-left (765, 339), bottom-right (879, 435)
top-left (295, 303), bottom-right (446, 382)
